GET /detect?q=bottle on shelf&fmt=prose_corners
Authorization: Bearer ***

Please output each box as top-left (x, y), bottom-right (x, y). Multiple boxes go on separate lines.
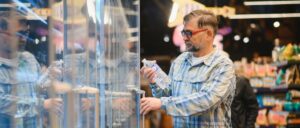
top-left (272, 38), bottom-right (281, 62)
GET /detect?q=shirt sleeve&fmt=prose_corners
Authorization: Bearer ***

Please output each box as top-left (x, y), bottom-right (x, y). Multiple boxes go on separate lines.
top-left (160, 62), bottom-right (236, 116)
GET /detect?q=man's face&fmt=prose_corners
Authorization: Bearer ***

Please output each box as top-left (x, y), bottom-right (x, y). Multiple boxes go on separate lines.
top-left (0, 18), bottom-right (14, 54)
top-left (0, 33), bottom-right (12, 53)
top-left (182, 18), bottom-right (209, 52)
top-left (103, 28), bottom-right (128, 60)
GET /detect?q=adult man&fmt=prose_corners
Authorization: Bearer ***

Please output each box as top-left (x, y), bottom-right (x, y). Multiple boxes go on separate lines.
top-left (140, 10), bottom-right (236, 127)
top-left (0, 12), bottom-right (62, 128)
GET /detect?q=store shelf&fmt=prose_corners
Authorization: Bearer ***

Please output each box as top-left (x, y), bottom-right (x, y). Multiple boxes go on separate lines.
top-left (258, 125), bottom-right (284, 128)
top-left (272, 60), bottom-right (300, 69)
top-left (288, 119), bottom-right (300, 124)
top-left (288, 84), bottom-right (300, 90)
top-left (253, 85), bottom-right (300, 94)
top-left (254, 87), bottom-right (288, 94)
top-left (259, 106), bottom-right (274, 109)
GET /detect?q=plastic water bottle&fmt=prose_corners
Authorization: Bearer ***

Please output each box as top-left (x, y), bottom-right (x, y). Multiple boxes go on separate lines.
top-left (142, 59), bottom-right (170, 89)
top-left (272, 39), bottom-right (281, 62)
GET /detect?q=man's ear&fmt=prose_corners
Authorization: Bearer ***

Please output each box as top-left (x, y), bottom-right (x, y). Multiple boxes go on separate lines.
top-left (206, 28), bottom-right (214, 39)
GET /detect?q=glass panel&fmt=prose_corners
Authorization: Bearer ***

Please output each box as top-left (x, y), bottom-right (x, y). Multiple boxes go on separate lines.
top-left (0, 1), bottom-right (44, 127)
top-left (0, 0), bottom-right (140, 127)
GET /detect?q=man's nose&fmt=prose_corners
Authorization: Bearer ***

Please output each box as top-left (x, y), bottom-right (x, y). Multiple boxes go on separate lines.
top-left (182, 36), bottom-right (189, 41)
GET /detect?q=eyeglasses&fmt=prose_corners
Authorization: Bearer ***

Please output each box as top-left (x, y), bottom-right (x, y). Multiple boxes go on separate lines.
top-left (181, 28), bottom-right (207, 38)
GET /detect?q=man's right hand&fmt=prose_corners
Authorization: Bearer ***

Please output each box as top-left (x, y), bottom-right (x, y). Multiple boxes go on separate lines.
top-left (140, 67), bottom-right (156, 84)
top-left (44, 98), bottom-right (63, 115)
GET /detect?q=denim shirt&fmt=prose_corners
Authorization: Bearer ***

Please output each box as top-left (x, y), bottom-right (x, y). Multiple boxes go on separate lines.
top-left (0, 52), bottom-right (44, 117)
top-left (150, 49), bottom-right (236, 128)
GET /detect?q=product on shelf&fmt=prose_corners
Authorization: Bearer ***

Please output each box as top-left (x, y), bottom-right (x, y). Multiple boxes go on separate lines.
top-left (287, 65), bottom-right (300, 85)
top-left (280, 44), bottom-right (294, 61)
top-left (278, 43), bottom-right (300, 62)
top-left (268, 110), bottom-right (289, 126)
top-left (290, 90), bottom-right (300, 98)
top-left (256, 109), bottom-right (268, 126)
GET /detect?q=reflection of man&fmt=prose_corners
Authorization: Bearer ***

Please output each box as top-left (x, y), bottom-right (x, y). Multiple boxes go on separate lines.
top-left (141, 10), bottom-right (236, 127)
top-left (0, 13), bottom-right (62, 128)
top-left (56, 22), bottom-right (138, 127)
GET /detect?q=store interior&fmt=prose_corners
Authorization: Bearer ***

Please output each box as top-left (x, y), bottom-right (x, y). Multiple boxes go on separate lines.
top-left (0, 0), bottom-right (300, 128)
top-left (141, 0), bottom-right (300, 128)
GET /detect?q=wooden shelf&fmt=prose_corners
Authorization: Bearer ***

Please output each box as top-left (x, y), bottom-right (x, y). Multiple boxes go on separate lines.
top-left (288, 119), bottom-right (300, 124)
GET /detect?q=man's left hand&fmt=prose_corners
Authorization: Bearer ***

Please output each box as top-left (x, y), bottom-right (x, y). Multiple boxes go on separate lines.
top-left (140, 97), bottom-right (162, 115)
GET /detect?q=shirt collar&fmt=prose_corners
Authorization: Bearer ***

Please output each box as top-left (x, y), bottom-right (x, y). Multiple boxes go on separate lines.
top-left (0, 56), bottom-right (18, 68)
top-left (186, 48), bottom-right (217, 66)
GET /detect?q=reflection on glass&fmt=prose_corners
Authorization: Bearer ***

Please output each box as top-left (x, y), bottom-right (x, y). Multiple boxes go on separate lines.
top-left (1, 0), bottom-right (140, 127)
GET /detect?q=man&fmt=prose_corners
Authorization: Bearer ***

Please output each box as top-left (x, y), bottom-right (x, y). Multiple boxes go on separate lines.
top-left (140, 10), bottom-right (236, 127)
top-left (231, 76), bottom-right (258, 128)
top-left (0, 12), bottom-right (62, 128)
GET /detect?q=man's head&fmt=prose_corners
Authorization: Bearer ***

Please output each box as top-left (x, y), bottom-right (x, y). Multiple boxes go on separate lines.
top-left (0, 11), bottom-right (27, 58)
top-left (102, 24), bottom-right (129, 60)
top-left (182, 10), bottom-right (218, 53)
top-left (0, 12), bottom-right (14, 58)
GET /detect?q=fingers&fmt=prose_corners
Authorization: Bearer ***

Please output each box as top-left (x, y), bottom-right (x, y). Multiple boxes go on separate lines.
top-left (143, 106), bottom-right (152, 115)
top-left (140, 98), bottom-right (151, 115)
top-left (54, 98), bottom-right (63, 115)
top-left (140, 98), bottom-right (149, 109)
top-left (146, 70), bottom-right (155, 80)
top-left (141, 98), bottom-right (148, 103)
top-left (140, 103), bottom-right (151, 115)
top-left (53, 98), bottom-right (63, 107)
top-left (53, 105), bottom-right (63, 116)
top-left (141, 67), bottom-right (156, 83)
top-left (54, 98), bottom-right (63, 103)
top-left (140, 66), bottom-right (146, 74)
top-left (81, 98), bottom-right (92, 111)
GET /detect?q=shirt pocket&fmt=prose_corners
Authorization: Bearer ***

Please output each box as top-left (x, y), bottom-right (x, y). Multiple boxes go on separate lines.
top-left (190, 76), bottom-right (209, 93)
top-left (172, 74), bottom-right (208, 94)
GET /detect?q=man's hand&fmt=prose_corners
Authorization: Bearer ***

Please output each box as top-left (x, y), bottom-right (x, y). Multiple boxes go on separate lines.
top-left (44, 98), bottom-right (63, 115)
top-left (140, 67), bottom-right (156, 84)
top-left (81, 98), bottom-right (92, 111)
top-left (140, 97), bottom-right (162, 115)
top-left (48, 61), bottom-right (63, 80)
top-left (112, 98), bottom-right (135, 116)
top-left (49, 66), bottom-right (62, 79)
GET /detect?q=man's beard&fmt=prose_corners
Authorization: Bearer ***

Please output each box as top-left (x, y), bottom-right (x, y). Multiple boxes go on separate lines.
top-left (185, 41), bottom-right (200, 52)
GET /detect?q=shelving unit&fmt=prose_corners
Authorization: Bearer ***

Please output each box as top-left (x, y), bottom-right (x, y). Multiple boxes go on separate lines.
top-left (254, 87), bottom-right (288, 94)
top-left (272, 60), bottom-right (300, 69)
top-left (255, 61), bottom-right (300, 127)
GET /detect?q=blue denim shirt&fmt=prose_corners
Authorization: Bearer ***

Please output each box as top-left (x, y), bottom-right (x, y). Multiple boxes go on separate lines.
top-left (0, 52), bottom-right (44, 127)
top-left (150, 49), bottom-right (236, 128)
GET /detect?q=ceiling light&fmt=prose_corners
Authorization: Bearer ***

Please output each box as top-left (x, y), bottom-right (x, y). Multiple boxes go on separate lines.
top-left (273, 21), bottom-right (280, 28)
top-left (234, 35), bottom-right (241, 41)
top-left (243, 37), bottom-right (249, 43)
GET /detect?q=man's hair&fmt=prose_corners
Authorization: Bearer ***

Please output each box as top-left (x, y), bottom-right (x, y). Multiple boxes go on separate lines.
top-left (183, 10), bottom-right (218, 35)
